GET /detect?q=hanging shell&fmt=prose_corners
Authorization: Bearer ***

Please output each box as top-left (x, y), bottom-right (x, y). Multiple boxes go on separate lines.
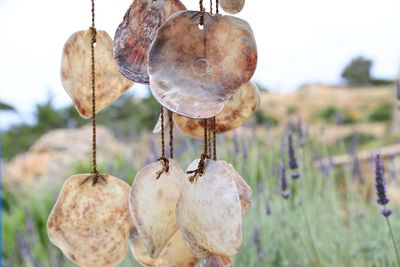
top-left (219, 0), bottom-right (245, 14)
top-left (113, 0), bottom-right (186, 84)
top-left (173, 82), bottom-right (260, 139)
top-left (61, 29), bottom-right (133, 118)
top-left (129, 227), bottom-right (198, 266)
top-left (148, 11), bottom-right (257, 119)
top-left (177, 159), bottom-right (243, 258)
top-left (47, 174), bottom-right (132, 267)
top-left (202, 256), bottom-right (233, 267)
top-left (129, 159), bottom-right (184, 258)
top-left (219, 161), bottom-right (252, 214)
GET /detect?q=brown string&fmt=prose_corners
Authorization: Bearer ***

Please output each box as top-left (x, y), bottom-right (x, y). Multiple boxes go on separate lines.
top-left (157, 106), bottom-right (169, 179)
top-left (208, 121), bottom-right (212, 158)
top-left (212, 116), bottom-right (217, 160)
top-left (187, 119), bottom-right (209, 182)
top-left (210, 0), bottom-right (213, 14)
top-left (199, 0), bottom-right (205, 26)
top-left (168, 110), bottom-right (174, 159)
top-left (81, 0), bottom-right (104, 186)
top-left (216, 0), bottom-right (219, 14)
top-left (160, 107), bottom-right (165, 158)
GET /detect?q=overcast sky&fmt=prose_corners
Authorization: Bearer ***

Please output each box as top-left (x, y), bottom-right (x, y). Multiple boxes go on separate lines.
top-left (1, 0), bottom-right (400, 128)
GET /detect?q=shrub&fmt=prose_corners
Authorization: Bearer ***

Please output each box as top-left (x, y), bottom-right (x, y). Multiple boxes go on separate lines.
top-left (254, 110), bottom-right (278, 126)
top-left (368, 103), bottom-right (392, 122)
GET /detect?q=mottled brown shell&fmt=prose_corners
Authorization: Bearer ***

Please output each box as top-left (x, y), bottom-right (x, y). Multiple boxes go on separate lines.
top-left (129, 159), bottom-right (184, 258)
top-left (219, 161), bottom-right (252, 215)
top-left (129, 227), bottom-right (198, 267)
top-left (113, 0), bottom-right (185, 84)
top-left (177, 160), bottom-right (243, 258)
top-left (148, 11), bottom-right (257, 119)
top-left (61, 29), bottom-right (133, 118)
top-left (173, 82), bottom-right (260, 139)
top-left (47, 174), bottom-right (132, 267)
top-left (219, 0), bottom-right (245, 14)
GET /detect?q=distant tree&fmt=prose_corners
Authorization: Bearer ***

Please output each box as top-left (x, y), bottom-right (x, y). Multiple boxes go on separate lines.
top-left (0, 101), bottom-right (16, 112)
top-left (341, 56), bottom-right (372, 86)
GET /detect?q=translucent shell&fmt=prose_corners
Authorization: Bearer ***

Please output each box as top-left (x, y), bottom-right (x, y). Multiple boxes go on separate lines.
top-left (177, 159), bottom-right (243, 258)
top-left (173, 82), bottom-right (260, 139)
top-left (61, 29), bottom-right (133, 118)
top-left (219, 0), bottom-right (245, 14)
top-left (219, 161), bottom-right (252, 215)
top-left (113, 0), bottom-right (186, 84)
top-left (129, 159), bottom-right (185, 258)
top-left (148, 11), bottom-right (257, 119)
top-left (129, 227), bottom-right (198, 267)
top-left (47, 174), bottom-right (132, 267)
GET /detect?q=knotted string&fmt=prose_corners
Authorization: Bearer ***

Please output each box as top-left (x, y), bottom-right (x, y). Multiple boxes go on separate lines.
top-left (187, 119), bottom-right (209, 182)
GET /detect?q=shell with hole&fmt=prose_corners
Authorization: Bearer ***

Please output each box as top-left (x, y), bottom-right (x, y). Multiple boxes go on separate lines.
top-left (219, 0), bottom-right (245, 14)
top-left (173, 82), bottom-right (260, 139)
top-left (177, 159), bottom-right (243, 258)
top-left (129, 226), bottom-right (199, 267)
top-left (61, 29), bottom-right (133, 118)
top-left (129, 159), bottom-right (185, 258)
top-left (47, 174), bottom-right (132, 267)
top-left (148, 11), bottom-right (257, 119)
top-left (113, 0), bottom-right (186, 84)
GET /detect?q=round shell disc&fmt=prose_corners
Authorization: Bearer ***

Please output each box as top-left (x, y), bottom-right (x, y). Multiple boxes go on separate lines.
top-left (129, 159), bottom-right (185, 258)
top-left (47, 174), bottom-right (132, 267)
top-left (129, 227), bottom-right (198, 266)
top-left (219, 161), bottom-right (252, 215)
top-left (177, 159), bottom-right (243, 258)
top-left (113, 0), bottom-right (186, 84)
top-left (148, 11), bottom-right (257, 119)
top-left (61, 29), bottom-right (133, 118)
top-left (173, 82), bottom-right (260, 139)
top-left (219, 0), bottom-right (245, 14)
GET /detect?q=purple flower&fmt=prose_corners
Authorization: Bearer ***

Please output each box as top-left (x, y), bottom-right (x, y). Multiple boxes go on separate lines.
top-left (288, 134), bottom-right (300, 179)
top-left (279, 159), bottom-right (290, 199)
top-left (375, 154), bottom-right (392, 216)
top-left (397, 80), bottom-right (400, 101)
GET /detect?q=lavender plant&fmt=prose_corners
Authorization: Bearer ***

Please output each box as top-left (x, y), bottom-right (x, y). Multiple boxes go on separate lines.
top-left (375, 154), bottom-right (400, 266)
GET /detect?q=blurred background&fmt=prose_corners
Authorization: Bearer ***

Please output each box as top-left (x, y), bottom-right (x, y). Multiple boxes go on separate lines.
top-left (1, 0), bottom-right (400, 266)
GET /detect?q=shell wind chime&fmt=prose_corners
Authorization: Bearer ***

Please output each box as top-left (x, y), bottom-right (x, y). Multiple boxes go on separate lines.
top-left (47, 0), bottom-right (258, 266)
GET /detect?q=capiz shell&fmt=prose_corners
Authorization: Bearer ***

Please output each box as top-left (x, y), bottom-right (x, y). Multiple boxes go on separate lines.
top-left (219, 0), bottom-right (245, 14)
top-left (219, 161), bottom-right (252, 215)
top-left (129, 227), bottom-right (198, 267)
top-left (173, 82), bottom-right (260, 139)
top-left (177, 159), bottom-right (243, 258)
top-left (148, 11), bottom-right (257, 119)
top-left (61, 29), bottom-right (132, 118)
top-left (113, 0), bottom-right (186, 84)
top-left (47, 174), bottom-right (132, 267)
top-left (129, 159), bottom-right (184, 258)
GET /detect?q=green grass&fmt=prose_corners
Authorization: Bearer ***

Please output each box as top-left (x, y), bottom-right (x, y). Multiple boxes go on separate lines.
top-left (2, 128), bottom-right (400, 267)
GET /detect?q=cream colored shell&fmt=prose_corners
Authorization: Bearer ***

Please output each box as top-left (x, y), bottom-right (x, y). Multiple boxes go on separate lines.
top-left (47, 174), bottom-right (132, 267)
top-left (177, 160), bottom-right (243, 258)
top-left (61, 29), bottom-right (132, 118)
top-left (219, 161), bottom-right (252, 215)
top-left (129, 227), bottom-right (198, 267)
top-left (129, 159), bottom-right (185, 258)
top-left (219, 0), bottom-right (245, 14)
